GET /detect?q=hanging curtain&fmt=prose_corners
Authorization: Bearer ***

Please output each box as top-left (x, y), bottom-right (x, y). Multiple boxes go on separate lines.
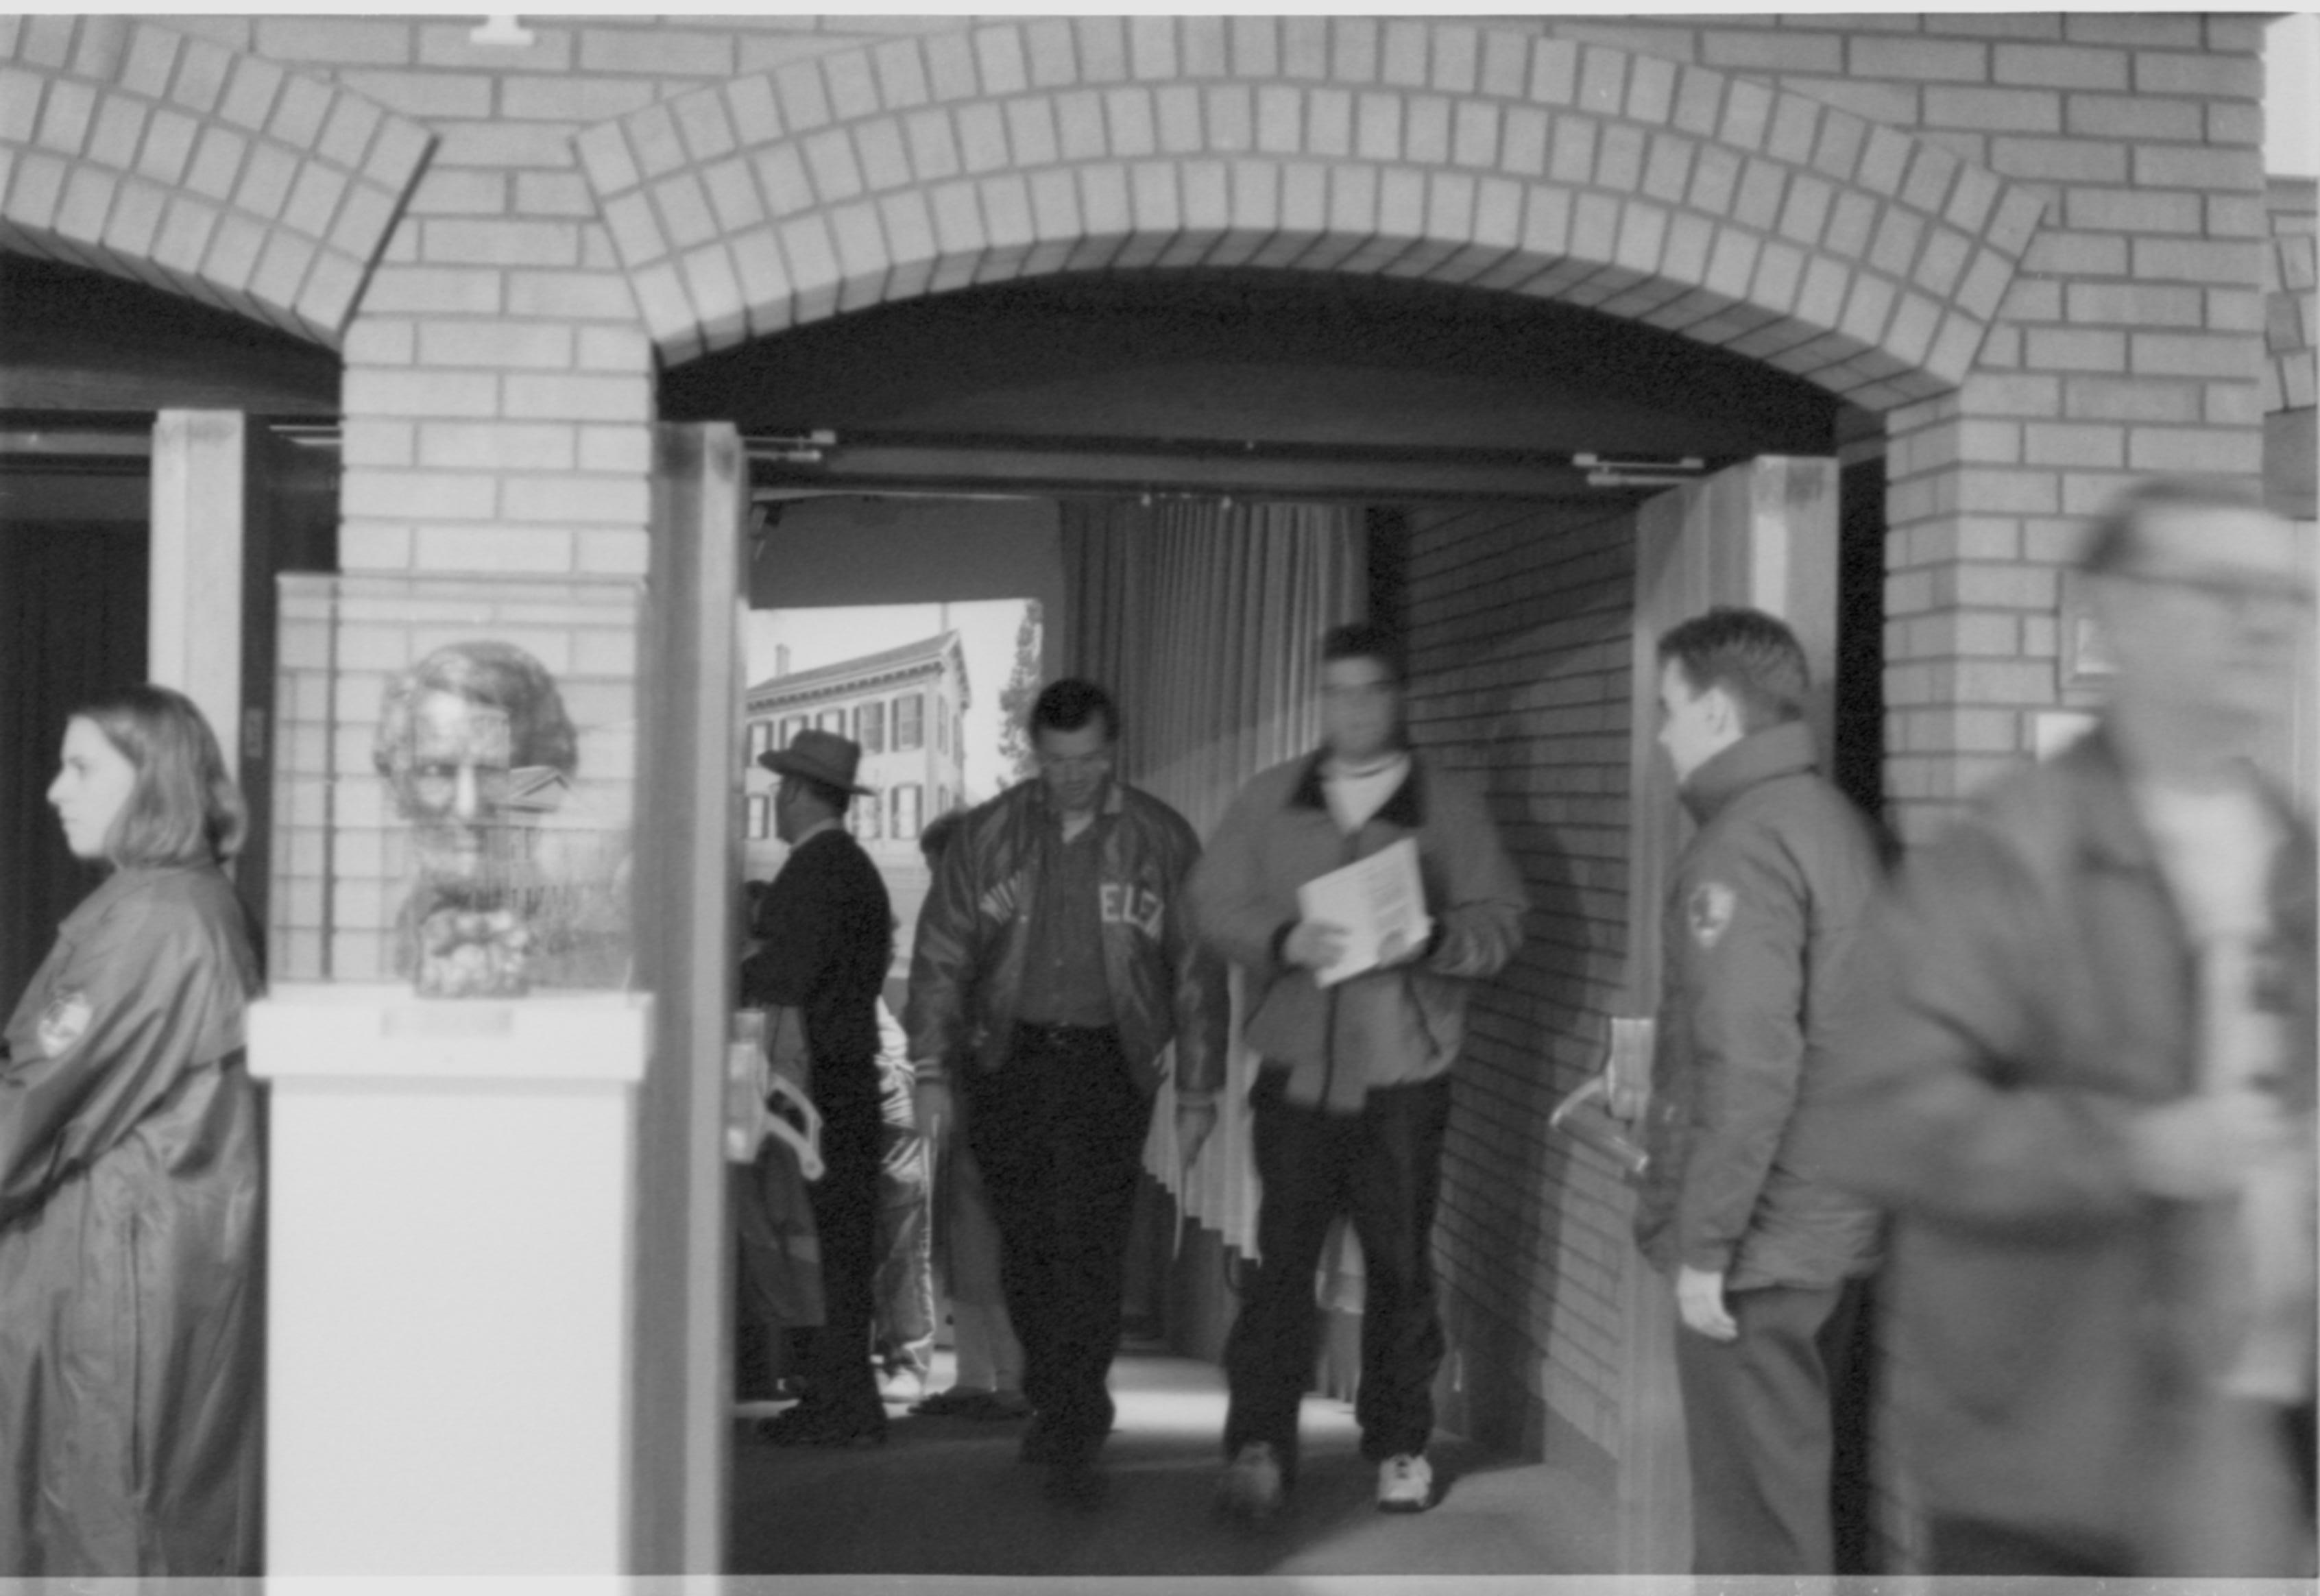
top-left (1059, 497), bottom-right (1363, 1256)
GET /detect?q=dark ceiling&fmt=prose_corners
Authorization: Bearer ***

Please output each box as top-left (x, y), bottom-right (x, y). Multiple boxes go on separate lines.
top-left (662, 267), bottom-right (1843, 461)
top-left (0, 254), bottom-right (341, 418)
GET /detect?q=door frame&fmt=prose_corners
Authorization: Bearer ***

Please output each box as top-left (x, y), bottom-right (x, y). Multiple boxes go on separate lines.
top-left (1616, 455), bottom-right (1839, 1571)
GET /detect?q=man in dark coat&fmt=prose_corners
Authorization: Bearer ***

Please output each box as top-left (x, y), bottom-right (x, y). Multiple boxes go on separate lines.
top-left (1623, 607), bottom-right (1884, 1574)
top-left (742, 728), bottom-right (894, 1447)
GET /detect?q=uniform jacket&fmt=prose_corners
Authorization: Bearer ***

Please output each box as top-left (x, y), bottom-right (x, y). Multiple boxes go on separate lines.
top-left (1189, 749), bottom-right (1527, 1113)
top-left (1812, 728), bottom-right (2317, 1569)
top-left (0, 864), bottom-right (263, 1577)
top-left (742, 825), bottom-right (893, 1093)
top-left (905, 777), bottom-right (1227, 1102)
top-left (1634, 720), bottom-right (1885, 1290)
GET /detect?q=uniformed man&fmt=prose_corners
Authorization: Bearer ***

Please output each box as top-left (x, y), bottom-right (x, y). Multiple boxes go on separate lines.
top-left (1619, 606), bottom-right (1884, 1574)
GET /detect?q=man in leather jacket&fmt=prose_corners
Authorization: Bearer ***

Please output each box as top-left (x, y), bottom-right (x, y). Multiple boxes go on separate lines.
top-left (905, 678), bottom-right (1227, 1507)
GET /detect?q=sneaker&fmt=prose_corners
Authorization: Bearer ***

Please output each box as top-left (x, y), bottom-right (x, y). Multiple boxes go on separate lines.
top-left (1376, 1453), bottom-right (1432, 1512)
top-left (1214, 1441), bottom-right (1285, 1523)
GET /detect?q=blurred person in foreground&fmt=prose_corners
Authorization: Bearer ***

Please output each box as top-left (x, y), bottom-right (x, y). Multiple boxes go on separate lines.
top-left (1814, 476), bottom-right (2316, 1577)
top-left (1, 687), bottom-right (263, 1575)
top-left (1624, 607), bottom-right (1885, 1573)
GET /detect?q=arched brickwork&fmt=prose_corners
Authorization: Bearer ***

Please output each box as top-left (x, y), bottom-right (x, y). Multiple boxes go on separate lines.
top-left (575, 16), bottom-right (2047, 411)
top-left (0, 14), bottom-right (432, 346)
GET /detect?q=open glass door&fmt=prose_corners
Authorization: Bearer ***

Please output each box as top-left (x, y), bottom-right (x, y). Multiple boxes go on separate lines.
top-left (1615, 455), bottom-right (1839, 1571)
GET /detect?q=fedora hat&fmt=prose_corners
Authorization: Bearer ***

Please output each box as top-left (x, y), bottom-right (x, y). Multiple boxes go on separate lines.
top-left (758, 726), bottom-right (874, 795)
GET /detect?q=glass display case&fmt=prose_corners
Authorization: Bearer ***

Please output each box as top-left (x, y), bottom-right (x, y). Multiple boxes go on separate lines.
top-left (269, 573), bottom-right (643, 995)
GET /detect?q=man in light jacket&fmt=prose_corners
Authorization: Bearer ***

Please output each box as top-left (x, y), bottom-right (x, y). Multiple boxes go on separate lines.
top-left (1192, 621), bottom-right (1526, 1522)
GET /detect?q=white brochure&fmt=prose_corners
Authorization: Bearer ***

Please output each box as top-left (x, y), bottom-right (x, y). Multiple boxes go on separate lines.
top-left (1296, 836), bottom-right (1432, 988)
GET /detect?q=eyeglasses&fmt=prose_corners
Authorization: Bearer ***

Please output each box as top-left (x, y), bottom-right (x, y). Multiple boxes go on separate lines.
top-left (1036, 751), bottom-right (1113, 776)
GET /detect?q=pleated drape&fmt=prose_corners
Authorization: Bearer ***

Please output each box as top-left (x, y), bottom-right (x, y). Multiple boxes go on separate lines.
top-left (1059, 497), bottom-right (1363, 1255)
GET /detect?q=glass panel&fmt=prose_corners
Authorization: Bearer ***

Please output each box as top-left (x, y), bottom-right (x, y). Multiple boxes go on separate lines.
top-left (271, 572), bottom-right (642, 995)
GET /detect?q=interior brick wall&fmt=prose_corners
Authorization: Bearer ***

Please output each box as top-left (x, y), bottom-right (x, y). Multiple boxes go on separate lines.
top-left (1396, 500), bottom-right (1638, 1477)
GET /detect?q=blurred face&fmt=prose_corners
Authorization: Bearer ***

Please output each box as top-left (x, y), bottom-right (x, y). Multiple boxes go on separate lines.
top-left (1035, 721), bottom-right (1114, 819)
top-left (399, 690), bottom-right (515, 881)
top-left (1655, 658), bottom-right (1733, 786)
top-left (48, 716), bottom-right (137, 862)
top-left (1320, 656), bottom-right (1402, 764)
top-left (2097, 504), bottom-right (2313, 736)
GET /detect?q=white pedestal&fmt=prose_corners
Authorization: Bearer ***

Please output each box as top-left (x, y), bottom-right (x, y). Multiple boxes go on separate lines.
top-left (249, 982), bottom-right (651, 1575)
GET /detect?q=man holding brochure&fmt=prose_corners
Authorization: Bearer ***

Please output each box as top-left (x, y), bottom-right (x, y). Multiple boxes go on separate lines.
top-left (1190, 621), bottom-right (1527, 1521)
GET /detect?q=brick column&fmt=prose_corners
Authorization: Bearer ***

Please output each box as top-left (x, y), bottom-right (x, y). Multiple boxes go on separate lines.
top-left (1875, 12), bottom-right (2270, 841)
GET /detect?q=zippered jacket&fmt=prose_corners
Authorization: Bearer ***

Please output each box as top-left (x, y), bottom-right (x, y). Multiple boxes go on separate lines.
top-left (1189, 749), bottom-right (1527, 1113)
top-left (1809, 728), bottom-right (2317, 1569)
top-left (1632, 719), bottom-right (1886, 1290)
top-left (904, 776), bottom-right (1229, 1102)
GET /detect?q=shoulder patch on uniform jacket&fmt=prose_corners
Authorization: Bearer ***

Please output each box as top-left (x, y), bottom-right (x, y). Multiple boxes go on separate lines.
top-left (35, 988), bottom-right (93, 1057)
top-left (1687, 882), bottom-right (1737, 950)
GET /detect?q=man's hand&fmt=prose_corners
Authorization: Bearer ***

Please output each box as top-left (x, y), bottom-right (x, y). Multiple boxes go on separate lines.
top-left (1676, 1266), bottom-right (1737, 1342)
top-left (913, 1073), bottom-right (954, 1148)
top-left (2126, 1087), bottom-right (2292, 1200)
top-left (1283, 919), bottom-right (1349, 974)
top-left (1176, 1099), bottom-right (1219, 1174)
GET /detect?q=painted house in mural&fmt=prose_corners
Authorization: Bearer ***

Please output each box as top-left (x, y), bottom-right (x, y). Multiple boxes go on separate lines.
top-left (741, 629), bottom-right (969, 881)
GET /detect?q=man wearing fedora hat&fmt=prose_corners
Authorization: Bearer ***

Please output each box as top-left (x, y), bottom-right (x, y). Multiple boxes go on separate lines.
top-left (742, 727), bottom-right (895, 1447)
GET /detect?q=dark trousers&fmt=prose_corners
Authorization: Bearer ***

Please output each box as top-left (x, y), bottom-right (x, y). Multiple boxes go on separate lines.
top-left (795, 1065), bottom-right (883, 1423)
top-left (1223, 1069), bottom-right (1452, 1477)
top-left (965, 1024), bottom-right (1152, 1459)
top-left (1672, 1275), bottom-right (1869, 1575)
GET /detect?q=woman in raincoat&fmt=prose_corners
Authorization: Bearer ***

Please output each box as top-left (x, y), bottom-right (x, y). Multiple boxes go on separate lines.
top-left (0, 686), bottom-right (263, 1576)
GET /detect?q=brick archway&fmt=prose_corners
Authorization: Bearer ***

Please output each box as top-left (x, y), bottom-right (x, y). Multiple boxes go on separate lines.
top-left (575, 16), bottom-right (2045, 412)
top-left (0, 14), bottom-right (432, 346)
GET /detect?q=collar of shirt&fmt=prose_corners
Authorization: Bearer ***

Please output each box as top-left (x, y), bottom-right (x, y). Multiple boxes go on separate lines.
top-left (788, 816), bottom-right (844, 848)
